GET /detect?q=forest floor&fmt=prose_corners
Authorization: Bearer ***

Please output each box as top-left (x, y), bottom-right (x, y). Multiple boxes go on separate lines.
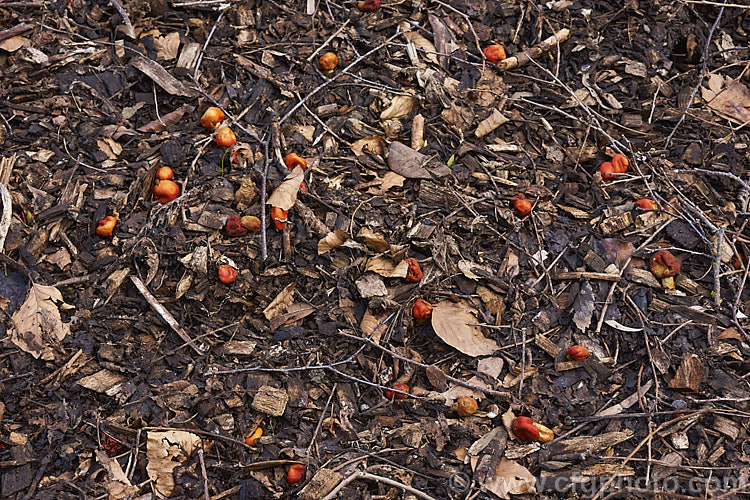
top-left (1, 0), bottom-right (750, 498)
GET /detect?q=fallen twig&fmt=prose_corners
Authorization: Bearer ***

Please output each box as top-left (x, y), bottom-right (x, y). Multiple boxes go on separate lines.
top-left (495, 28), bottom-right (570, 71)
top-left (664, 2), bottom-right (725, 148)
top-left (321, 470), bottom-right (438, 500)
top-left (109, 0), bottom-right (136, 39)
top-left (0, 22), bottom-right (32, 43)
top-left (280, 30), bottom-right (402, 125)
top-left (130, 276), bottom-right (205, 355)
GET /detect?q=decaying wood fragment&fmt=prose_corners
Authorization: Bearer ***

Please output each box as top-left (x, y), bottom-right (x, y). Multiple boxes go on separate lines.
top-left (495, 28), bottom-right (570, 71)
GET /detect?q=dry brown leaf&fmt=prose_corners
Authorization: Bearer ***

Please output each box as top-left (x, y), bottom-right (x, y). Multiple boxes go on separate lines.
top-left (380, 171), bottom-right (405, 192)
top-left (267, 166), bottom-right (304, 210)
top-left (701, 73), bottom-right (750, 124)
top-left (263, 282), bottom-right (296, 320)
top-left (351, 136), bottom-right (386, 156)
top-left (0, 36), bottom-right (27, 52)
top-left (483, 459), bottom-right (537, 498)
top-left (381, 94), bottom-right (416, 120)
top-left (97, 138), bottom-right (122, 159)
top-left (402, 30), bottom-right (439, 64)
top-left (269, 303), bottom-right (316, 330)
top-left (96, 450), bottom-right (139, 500)
top-left (146, 430), bottom-right (202, 498)
top-left (154, 31), bottom-right (180, 60)
top-left (10, 283), bottom-right (71, 360)
top-left (475, 109), bottom-right (510, 138)
top-left (357, 227), bottom-right (391, 252)
top-left (431, 300), bottom-right (498, 357)
top-left (137, 104), bottom-right (194, 133)
top-left (365, 257), bottom-right (409, 278)
top-left (318, 230), bottom-right (349, 255)
top-left (387, 141), bottom-right (451, 179)
top-left (360, 308), bottom-right (392, 344)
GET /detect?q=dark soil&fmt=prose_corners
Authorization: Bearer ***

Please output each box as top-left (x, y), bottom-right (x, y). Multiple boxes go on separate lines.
top-left (1, 0), bottom-right (749, 499)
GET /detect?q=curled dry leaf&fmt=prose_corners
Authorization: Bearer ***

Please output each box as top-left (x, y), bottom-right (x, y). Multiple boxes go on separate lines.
top-left (351, 136), bottom-right (386, 156)
top-left (431, 300), bottom-right (498, 357)
top-left (263, 283), bottom-right (296, 321)
top-left (318, 230), bottom-right (349, 255)
top-left (483, 459), bottom-right (537, 499)
top-left (357, 227), bottom-right (391, 252)
top-left (387, 141), bottom-right (451, 179)
top-left (266, 166), bottom-right (304, 211)
top-left (365, 257), bottom-right (409, 278)
top-left (11, 283), bottom-right (72, 360)
top-left (380, 94), bottom-right (416, 120)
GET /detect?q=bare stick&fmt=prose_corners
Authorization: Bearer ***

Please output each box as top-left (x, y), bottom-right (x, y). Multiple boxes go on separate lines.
top-left (198, 449), bottom-right (210, 500)
top-left (193, 10), bottom-right (225, 81)
top-left (336, 330), bottom-right (511, 399)
top-left (109, 0), bottom-right (136, 39)
top-left (664, 3), bottom-right (725, 148)
top-left (307, 20), bottom-right (350, 62)
top-left (673, 168), bottom-right (750, 192)
top-left (0, 184), bottom-right (10, 254)
top-left (280, 30), bottom-right (402, 125)
top-left (260, 137), bottom-right (270, 260)
top-left (0, 22), bottom-right (32, 43)
top-left (495, 28), bottom-right (570, 71)
top-left (130, 276), bottom-right (205, 355)
top-left (321, 470), bottom-right (439, 500)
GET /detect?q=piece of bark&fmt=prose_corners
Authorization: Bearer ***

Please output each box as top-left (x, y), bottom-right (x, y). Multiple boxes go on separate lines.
top-left (668, 353), bottom-right (705, 391)
top-left (131, 55), bottom-right (198, 97)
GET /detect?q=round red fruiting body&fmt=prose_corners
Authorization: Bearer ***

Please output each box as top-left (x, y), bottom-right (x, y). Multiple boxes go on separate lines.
top-left (153, 179), bottom-right (180, 203)
top-left (599, 162), bottom-right (617, 180)
top-left (225, 215), bottom-right (249, 237)
top-left (635, 198), bottom-right (656, 210)
top-left (240, 215), bottom-right (261, 231)
top-left (156, 166), bottom-right (174, 180)
top-left (357, 0), bottom-right (380, 11)
top-left (512, 416), bottom-right (540, 441)
top-left (200, 107), bottom-right (225, 129)
top-left (286, 464), bottom-right (305, 485)
top-left (96, 216), bottom-right (117, 237)
top-left (216, 127), bottom-right (236, 147)
top-left (270, 207), bottom-right (289, 231)
top-left (404, 258), bottom-right (423, 282)
top-left (650, 250), bottom-right (681, 279)
top-left (566, 345), bottom-right (589, 361)
top-left (412, 299), bottom-right (433, 322)
top-left (384, 383), bottom-right (410, 400)
top-left (511, 193), bottom-right (532, 217)
top-left (318, 52), bottom-right (338, 74)
top-left (284, 153), bottom-right (308, 171)
top-left (218, 265), bottom-right (237, 284)
top-left (611, 154), bottom-right (630, 173)
top-left (483, 44), bottom-right (507, 63)
top-left (454, 396), bottom-right (478, 417)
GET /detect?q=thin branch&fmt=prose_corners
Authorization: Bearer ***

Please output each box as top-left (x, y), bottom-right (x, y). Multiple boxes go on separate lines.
top-left (664, 1), bottom-right (726, 148)
top-left (108, 0), bottom-right (136, 39)
top-left (321, 470), bottom-right (439, 500)
top-left (280, 30), bottom-right (402, 125)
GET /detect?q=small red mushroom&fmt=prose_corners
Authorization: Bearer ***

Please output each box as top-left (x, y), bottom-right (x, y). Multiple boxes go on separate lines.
top-left (635, 199), bottom-right (656, 211)
top-left (357, 0), bottom-right (380, 11)
top-left (384, 383), bottom-right (410, 400)
top-left (611, 154), bottom-right (630, 173)
top-left (225, 215), bottom-right (248, 237)
top-left (483, 44), bottom-right (507, 64)
top-left (599, 162), bottom-right (617, 180)
top-left (404, 258), bottom-right (423, 282)
top-left (512, 416), bottom-right (540, 441)
top-left (650, 250), bottom-right (681, 289)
